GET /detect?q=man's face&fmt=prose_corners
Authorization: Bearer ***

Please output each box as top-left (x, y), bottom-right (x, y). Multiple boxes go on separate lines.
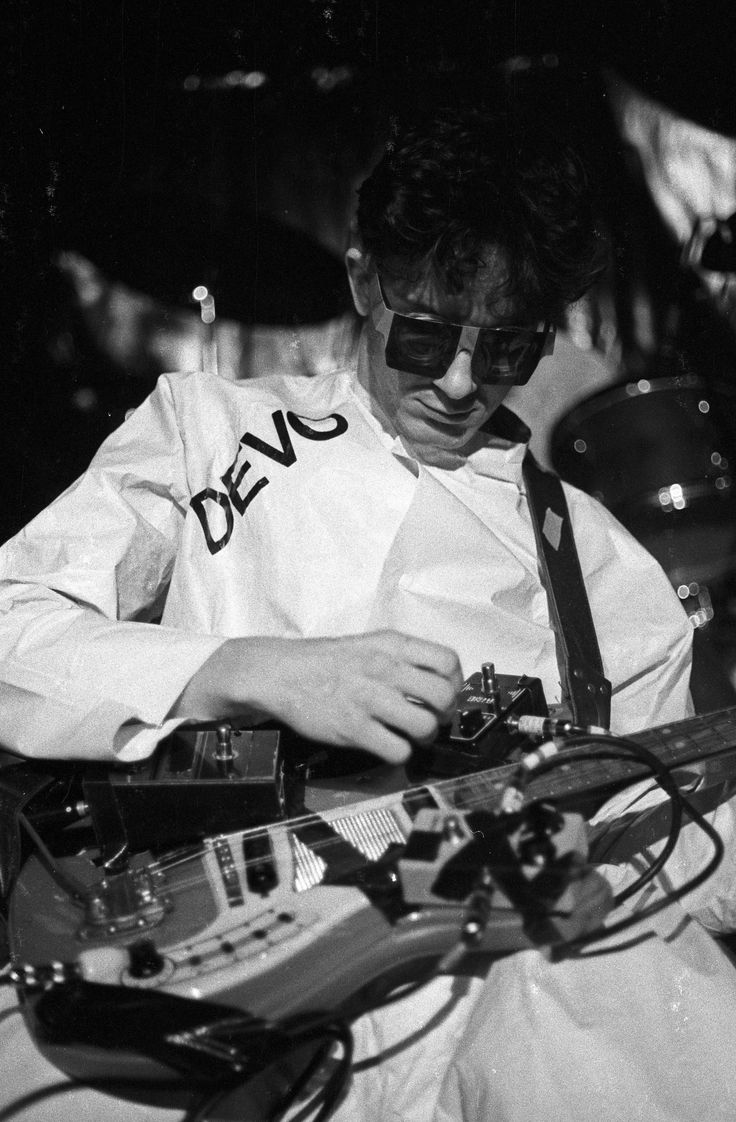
top-left (350, 256), bottom-right (537, 459)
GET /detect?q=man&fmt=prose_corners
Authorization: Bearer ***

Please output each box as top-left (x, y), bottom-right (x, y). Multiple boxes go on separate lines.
top-left (1, 106), bottom-right (736, 1120)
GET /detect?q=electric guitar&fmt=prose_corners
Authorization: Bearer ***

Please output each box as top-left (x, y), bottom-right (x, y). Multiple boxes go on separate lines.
top-left (7, 703), bottom-right (736, 1100)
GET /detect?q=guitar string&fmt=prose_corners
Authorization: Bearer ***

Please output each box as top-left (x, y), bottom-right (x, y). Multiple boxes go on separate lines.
top-left (139, 708), bottom-right (734, 884)
top-left (78, 724), bottom-right (717, 898)
top-left (50, 737), bottom-right (715, 976)
top-left (128, 789), bottom-right (653, 913)
top-left (138, 745), bottom-right (665, 883)
top-left (135, 738), bottom-right (693, 888)
top-left (115, 783), bottom-right (533, 903)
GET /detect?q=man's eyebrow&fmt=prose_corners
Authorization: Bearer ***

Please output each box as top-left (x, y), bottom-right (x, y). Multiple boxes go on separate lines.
top-left (400, 301), bottom-right (534, 328)
top-left (387, 281), bottom-right (532, 326)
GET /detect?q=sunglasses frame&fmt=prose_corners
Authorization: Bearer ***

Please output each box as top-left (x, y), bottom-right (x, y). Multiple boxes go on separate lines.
top-left (371, 272), bottom-right (555, 385)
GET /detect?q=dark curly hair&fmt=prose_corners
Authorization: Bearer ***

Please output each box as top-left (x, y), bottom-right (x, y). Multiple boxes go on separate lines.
top-left (356, 106), bottom-right (609, 321)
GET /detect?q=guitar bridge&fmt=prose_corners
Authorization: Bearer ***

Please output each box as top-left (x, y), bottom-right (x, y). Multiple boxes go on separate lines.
top-left (79, 865), bottom-right (172, 940)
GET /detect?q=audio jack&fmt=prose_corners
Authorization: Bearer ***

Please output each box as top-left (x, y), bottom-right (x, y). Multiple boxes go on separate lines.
top-left (506, 714), bottom-right (609, 739)
top-left (500, 716), bottom-right (610, 814)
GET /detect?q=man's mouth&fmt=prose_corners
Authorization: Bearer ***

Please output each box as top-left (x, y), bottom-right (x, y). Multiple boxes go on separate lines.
top-left (419, 399), bottom-right (476, 422)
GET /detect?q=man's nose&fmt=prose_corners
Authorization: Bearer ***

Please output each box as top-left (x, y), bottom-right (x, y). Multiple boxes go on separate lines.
top-left (433, 349), bottom-right (475, 399)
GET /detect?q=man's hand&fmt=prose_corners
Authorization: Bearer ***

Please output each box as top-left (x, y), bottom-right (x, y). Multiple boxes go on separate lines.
top-left (173, 630), bottom-right (463, 764)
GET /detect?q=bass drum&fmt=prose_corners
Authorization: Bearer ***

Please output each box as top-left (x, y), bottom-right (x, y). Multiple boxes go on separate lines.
top-left (550, 375), bottom-right (736, 591)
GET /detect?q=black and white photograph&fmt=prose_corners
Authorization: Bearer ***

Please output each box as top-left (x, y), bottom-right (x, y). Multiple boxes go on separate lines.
top-left (2, 3), bottom-right (736, 1119)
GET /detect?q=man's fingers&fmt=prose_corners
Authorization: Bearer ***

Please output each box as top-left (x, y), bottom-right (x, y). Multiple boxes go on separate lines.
top-left (367, 633), bottom-right (462, 722)
top-left (369, 684), bottom-right (441, 744)
top-left (393, 663), bottom-right (458, 720)
top-left (248, 632), bottom-right (463, 763)
top-left (367, 632), bottom-right (463, 699)
top-left (389, 633), bottom-right (463, 686)
top-left (358, 720), bottom-right (413, 765)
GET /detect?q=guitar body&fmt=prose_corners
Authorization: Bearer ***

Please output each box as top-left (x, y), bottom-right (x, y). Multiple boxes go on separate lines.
top-left (10, 700), bottom-right (736, 1102)
top-left (8, 786), bottom-right (607, 1099)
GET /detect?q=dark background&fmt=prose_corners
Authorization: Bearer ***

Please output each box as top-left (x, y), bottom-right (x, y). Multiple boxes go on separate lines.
top-left (3, 0), bottom-right (736, 540)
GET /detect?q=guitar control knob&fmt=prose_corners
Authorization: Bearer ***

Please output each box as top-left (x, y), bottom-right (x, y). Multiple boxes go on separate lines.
top-left (126, 939), bottom-right (165, 979)
top-left (215, 724), bottom-right (234, 756)
top-left (481, 662), bottom-right (501, 712)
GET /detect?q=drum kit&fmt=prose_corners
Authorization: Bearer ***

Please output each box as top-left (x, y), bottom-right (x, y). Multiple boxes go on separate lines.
top-left (551, 370), bottom-right (736, 703)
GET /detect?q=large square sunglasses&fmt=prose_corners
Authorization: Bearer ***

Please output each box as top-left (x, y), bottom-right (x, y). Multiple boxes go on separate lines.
top-left (372, 273), bottom-right (555, 385)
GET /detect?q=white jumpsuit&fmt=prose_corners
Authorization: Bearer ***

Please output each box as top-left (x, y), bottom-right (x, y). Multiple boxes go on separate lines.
top-left (0, 367), bottom-right (735, 1121)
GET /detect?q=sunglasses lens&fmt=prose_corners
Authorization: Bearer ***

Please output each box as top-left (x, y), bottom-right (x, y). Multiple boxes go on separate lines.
top-left (385, 317), bottom-right (460, 376)
top-left (472, 327), bottom-right (546, 385)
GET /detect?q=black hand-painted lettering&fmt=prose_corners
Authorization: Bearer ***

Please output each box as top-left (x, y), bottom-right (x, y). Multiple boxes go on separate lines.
top-left (192, 409), bottom-right (348, 554)
top-left (241, 410), bottom-right (296, 466)
top-left (286, 412), bottom-right (349, 440)
top-left (191, 488), bottom-right (235, 555)
top-left (221, 456), bottom-right (269, 516)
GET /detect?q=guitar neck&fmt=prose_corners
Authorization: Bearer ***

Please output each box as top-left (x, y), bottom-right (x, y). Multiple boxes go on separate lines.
top-left (427, 706), bottom-right (736, 817)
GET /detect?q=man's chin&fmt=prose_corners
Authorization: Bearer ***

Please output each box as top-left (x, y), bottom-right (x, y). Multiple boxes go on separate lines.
top-left (398, 420), bottom-right (482, 466)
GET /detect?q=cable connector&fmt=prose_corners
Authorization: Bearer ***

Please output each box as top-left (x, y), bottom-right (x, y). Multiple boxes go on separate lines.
top-left (500, 739), bottom-right (561, 814)
top-left (507, 714), bottom-right (610, 739)
top-left (435, 882), bottom-right (495, 974)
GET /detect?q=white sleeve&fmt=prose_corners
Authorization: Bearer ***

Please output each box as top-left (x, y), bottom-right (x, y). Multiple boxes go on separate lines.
top-left (0, 375), bottom-right (224, 763)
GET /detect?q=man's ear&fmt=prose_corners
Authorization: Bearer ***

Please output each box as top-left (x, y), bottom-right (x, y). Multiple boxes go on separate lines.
top-left (345, 246), bottom-right (372, 317)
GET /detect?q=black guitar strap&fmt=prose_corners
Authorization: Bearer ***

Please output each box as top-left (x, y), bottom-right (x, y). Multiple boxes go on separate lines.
top-left (522, 451), bottom-right (612, 729)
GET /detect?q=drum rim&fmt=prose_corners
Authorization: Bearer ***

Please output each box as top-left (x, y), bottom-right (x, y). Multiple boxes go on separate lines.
top-left (619, 479), bottom-right (734, 516)
top-left (551, 373), bottom-right (736, 436)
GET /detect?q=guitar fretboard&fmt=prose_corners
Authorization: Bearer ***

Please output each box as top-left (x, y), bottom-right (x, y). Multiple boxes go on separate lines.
top-left (425, 706), bottom-right (736, 817)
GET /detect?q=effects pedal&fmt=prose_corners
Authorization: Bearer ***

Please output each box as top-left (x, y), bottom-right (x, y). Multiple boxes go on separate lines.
top-left (82, 725), bottom-right (293, 863)
top-left (412, 664), bottom-right (548, 778)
